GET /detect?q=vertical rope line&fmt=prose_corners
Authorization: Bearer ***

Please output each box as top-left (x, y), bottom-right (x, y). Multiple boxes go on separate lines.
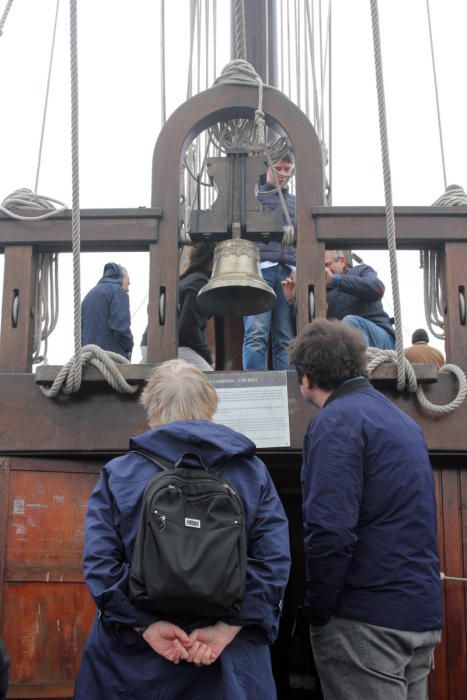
top-left (34, 0), bottom-right (61, 194)
top-left (304, 1), bottom-right (310, 118)
top-left (279, 0), bottom-right (284, 92)
top-left (370, 0), bottom-right (405, 390)
top-left (187, 0), bottom-right (197, 99)
top-left (213, 0), bottom-right (217, 80)
top-left (0, 0), bottom-right (14, 36)
top-left (426, 0), bottom-right (447, 190)
top-left (295, 0), bottom-right (301, 108)
top-left (160, 0), bottom-right (166, 124)
top-left (233, 0), bottom-right (246, 60)
top-left (69, 0), bottom-right (82, 389)
top-left (196, 0), bottom-right (201, 95)
top-left (319, 1), bottom-right (330, 144)
top-left (205, 0), bottom-right (209, 89)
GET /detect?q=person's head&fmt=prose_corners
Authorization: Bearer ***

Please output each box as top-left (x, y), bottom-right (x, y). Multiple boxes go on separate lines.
top-left (289, 319), bottom-right (367, 405)
top-left (141, 358), bottom-right (218, 428)
top-left (266, 154), bottom-right (294, 188)
top-left (411, 328), bottom-right (429, 344)
top-left (180, 242), bottom-right (215, 279)
top-left (102, 262), bottom-right (129, 290)
top-left (324, 250), bottom-right (347, 274)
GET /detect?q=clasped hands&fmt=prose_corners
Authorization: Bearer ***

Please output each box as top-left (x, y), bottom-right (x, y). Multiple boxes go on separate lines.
top-left (142, 620), bottom-right (242, 666)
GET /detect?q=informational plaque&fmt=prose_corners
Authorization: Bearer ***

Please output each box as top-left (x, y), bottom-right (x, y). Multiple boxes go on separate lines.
top-left (210, 371), bottom-right (290, 448)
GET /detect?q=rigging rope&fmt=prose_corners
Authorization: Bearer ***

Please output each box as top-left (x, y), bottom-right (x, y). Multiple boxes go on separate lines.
top-left (369, 0), bottom-right (405, 391)
top-left (0, 0), bottom-right (14, 36)
top-left (41, 0), bottom-right (136, 396)
top-left (32, 253), bottom-right (59, 365)
top-left (233, 0), bottom-right (246, 61)
top-left (426, 0), bottom-right (447, 191)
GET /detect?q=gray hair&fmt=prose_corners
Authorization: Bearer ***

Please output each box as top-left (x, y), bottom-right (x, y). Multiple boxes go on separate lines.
top-left (141, 359), bottom-right (218, 428)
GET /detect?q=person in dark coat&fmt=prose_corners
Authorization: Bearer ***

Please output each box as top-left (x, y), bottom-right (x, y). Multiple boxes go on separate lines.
top-left (0, 637), bottom-right (10, 700)
top-left (140, 243), bottom-right (214, 369)
top-left (73, 359), bottom-right (291, 700)
top-left (178, 242), bottom-right (214, 370)
top-left (281, 250), bottom-right (395, 350)
top-left (81, 262), bottom-right (133, 358)
top-left (290, 319), bottom-right (442, 699)
top-left (242, 156), bottom-right (296, 371)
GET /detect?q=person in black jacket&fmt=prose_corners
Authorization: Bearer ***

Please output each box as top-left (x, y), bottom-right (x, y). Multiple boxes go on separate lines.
top-left (282, 250), bottom-right (395, 350)
top-left (0, 636), bottom-right (10, 700)
top-left (81, 262), bottom-right (133, 358)
top-left (178, 242), bottom-right (214, 370)
top-left (140, 243), bottom-right (214, 369)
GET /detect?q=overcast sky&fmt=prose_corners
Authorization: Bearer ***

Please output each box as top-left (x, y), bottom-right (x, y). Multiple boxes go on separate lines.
top-left (0, 0), bottom-right (466, 363)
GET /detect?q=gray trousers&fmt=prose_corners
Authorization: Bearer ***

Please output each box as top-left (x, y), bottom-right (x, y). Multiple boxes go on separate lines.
top-left (310, 616), bottom-right (441, 700)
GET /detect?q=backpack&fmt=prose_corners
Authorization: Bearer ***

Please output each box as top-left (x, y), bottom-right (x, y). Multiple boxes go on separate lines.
top-left (128, 448), bottom-right (247, 618)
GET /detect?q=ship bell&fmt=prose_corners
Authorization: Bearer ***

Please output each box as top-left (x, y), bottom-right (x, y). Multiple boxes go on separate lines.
top-left (196, 238), bottom-right (277, 316)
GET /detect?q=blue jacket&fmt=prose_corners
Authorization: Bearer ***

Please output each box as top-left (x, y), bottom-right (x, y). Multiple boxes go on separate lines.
top-left (327, 264), bottom-right (394, 336)
top-left (302, 378), bottom-right (442, 632)
top-left (256, 184), bottom-right (296, 266)
top-left (81, 267), bottom-right (133, 357)
top-left (74, 421), bottom-right (291, 700)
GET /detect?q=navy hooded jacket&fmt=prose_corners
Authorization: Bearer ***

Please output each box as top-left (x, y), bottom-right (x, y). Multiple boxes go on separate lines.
top-left (81, 263), bottom-right (133, 357)
top-left (302, 378), bottom-right (442, 632)
top-left (327, 263), bottom-right (394, 336)
top-left (256, 183), bottom-right (296, 266)
top-left (74, 420), bottom-right (290, 700)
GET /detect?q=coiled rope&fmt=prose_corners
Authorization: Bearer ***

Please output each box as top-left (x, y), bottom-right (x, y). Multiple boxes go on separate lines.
top-left (41, 345), bottom-right (137, 397)
top-left (367, 348), bottom-right (467, 417)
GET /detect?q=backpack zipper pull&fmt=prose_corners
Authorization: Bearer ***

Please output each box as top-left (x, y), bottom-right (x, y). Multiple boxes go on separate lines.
top-left (223, 483), bottom-right (237, 497)
top-left (152, 509), bottom-right (166, 530)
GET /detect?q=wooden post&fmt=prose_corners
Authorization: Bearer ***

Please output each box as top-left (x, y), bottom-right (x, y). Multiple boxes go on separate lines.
top-left (0, 246), bottom-right (36, 372)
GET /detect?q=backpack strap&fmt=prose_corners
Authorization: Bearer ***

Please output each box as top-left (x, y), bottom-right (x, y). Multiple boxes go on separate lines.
top-left (131, 448), bottom-right (174, 471)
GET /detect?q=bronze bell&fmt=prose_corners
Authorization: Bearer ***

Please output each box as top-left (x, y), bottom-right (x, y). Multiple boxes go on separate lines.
top-left (196, 238), bottom-right (277, 316)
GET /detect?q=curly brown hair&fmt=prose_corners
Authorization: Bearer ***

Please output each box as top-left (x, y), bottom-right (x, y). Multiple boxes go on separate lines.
top-left (289, 319), bottom-right (367, 390)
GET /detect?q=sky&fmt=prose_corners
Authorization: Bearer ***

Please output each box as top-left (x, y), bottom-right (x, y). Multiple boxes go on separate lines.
top-left (0, 0), bottom-right (466, 364)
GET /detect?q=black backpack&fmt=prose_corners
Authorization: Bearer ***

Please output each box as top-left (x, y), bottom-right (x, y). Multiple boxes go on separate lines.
top-left (128, 449), bottom-right (247, 618)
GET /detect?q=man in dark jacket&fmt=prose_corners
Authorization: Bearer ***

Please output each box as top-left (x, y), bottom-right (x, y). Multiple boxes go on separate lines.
top-left (290, 319), bottom-right (442, 699)
top-left (81, 262), bottom-right (133, 358)
top-left (243, 156), bottom-right (296, 370)
top-left (324, 250), bottom-right (395, 349)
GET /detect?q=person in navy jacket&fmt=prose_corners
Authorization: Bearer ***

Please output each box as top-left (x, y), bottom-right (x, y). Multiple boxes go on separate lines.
top-left (81, 262), bottom-right (133, 358)
top-left (73, 359), bottom-right (291, 700)
top-left (290, 319), bottom-right (442, 700)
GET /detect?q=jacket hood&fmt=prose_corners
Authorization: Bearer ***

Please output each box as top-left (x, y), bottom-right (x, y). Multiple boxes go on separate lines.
top-left (99, 262), bottom-right (123, 284)
top-left (130, 420), bottom-right (255, 470)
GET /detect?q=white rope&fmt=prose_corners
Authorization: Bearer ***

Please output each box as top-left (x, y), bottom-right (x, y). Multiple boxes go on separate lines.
top-left (32, 253), bottom-right (59, 365)
top-left (233, 0), bottom-right (247, 61)
top-left (0, 0), bottom-right (14, 36)
top-left (0, 188), bottom-right (66, 220)
top-left (160, 0), bottom-right (166, 125)
top-left (426, 0), bottom-right (447, 191)
top-left (40, 345), bottom-right (138, 397)
top-left (441, 572), bottom-right (467, 583)
top-left (366, 348), bottom-right (467, 417)
top-left (35, 0), bottom-right (61, 195)
top-left (369, 0), bottom-right (405, 391)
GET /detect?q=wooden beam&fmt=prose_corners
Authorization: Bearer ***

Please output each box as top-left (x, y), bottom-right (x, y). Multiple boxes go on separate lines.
top-left (2, 371), bottom-right (466, 453)
top-left (313, 206), bottom-right (467, 248)
top-left (0, 208), bottom-right (161, 252)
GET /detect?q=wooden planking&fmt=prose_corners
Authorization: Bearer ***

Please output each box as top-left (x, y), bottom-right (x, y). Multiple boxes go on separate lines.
top-left (0, 458), bottom-right (10, 631)
top-left (5, 471), bottom-right (98, 583)
top-left (440, 468), bottom-right (467, 699)
top-left (6, 681), bottom-right (74, 699)
top-left (3, 582), bottom-right (95, 689)
top-left (2, 372), bottom-right (467, 453)
top-left (429, 468), bottom-right (448, 700)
